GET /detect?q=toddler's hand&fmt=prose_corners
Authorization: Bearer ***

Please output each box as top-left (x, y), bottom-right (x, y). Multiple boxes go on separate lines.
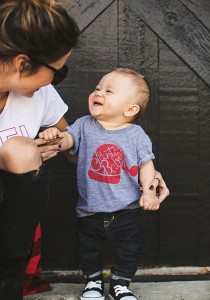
top-left (139, 192), bottom-right (160, 211)
top-left (39, 127), bottom-right (65, 141)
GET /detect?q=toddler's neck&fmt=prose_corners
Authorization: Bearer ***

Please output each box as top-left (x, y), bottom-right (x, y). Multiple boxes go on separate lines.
top-left (96, 119), bottom-right (132, 130)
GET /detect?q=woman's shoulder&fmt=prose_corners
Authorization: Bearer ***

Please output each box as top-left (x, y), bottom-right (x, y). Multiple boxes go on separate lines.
top-left (38, 84), bottom-right (59, 98)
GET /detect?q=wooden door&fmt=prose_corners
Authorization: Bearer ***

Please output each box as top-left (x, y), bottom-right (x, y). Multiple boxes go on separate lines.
top-left (41, 0), bottom-right (210, 270)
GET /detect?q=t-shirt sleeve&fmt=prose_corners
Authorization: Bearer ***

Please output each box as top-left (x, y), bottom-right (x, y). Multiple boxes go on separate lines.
top-left (137, 129), bottom-right (155, 166)
top-left (40, 85), bottom-right (68, 127)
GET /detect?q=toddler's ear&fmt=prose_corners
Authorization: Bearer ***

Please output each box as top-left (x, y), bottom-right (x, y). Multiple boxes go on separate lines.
top-left (124, 104), bottom-right (140, 117)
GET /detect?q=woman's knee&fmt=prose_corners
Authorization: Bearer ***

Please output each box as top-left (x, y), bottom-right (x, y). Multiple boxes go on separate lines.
top-left (0, 136), bottom-right (42, 173)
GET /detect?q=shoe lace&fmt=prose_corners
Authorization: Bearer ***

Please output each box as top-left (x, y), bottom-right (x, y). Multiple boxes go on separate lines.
top-left (114, 285), bottom-right (132, 296)
top-left (85, 280), bottom-right (102, 290)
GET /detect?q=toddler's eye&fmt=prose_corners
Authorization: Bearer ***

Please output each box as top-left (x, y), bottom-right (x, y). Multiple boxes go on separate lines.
top-left (107, 90), bottom-right (113, 93)
top-left (95, 87), bottom-right (100, 91)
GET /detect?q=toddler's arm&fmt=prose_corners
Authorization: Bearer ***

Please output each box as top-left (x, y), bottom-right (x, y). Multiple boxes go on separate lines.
top-left (39, 127), bottom-right (74, 151)
top-left (139, 160), bottom-right (160, 211)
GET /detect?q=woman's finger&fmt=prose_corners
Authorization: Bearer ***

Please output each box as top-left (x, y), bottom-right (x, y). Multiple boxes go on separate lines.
top-left (35, 138), bottom-right (48, 146)
top-left (158, 187), bottom-right (170, 203)
top-left (149, 177), bottom-right (160, 190)
top-left (41, 150), bottom-right (59, 161)
top-left (35, 137), bottom-right (61, 147)
top-left (39, 144), bottom-right (60, 154)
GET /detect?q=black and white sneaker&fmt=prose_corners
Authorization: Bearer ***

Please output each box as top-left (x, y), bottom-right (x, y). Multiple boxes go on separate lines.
top-left (80, 275), bottom-right (104, 300)
top-left (108, 279), bottom-right (137, 300)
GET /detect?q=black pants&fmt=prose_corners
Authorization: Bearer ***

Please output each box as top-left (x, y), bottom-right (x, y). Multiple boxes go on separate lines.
top-left (0, 164), bottom-right (48, 300)
top-left (77, 208), bottom-right (144, 280)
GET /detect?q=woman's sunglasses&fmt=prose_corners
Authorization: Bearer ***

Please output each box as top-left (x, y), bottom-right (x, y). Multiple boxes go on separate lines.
top-left (30, 59), bottom-right (69, 86)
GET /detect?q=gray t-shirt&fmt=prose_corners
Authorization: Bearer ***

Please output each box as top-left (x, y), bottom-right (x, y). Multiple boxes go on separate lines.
top-left (66, 115), bottom-right (155, 217)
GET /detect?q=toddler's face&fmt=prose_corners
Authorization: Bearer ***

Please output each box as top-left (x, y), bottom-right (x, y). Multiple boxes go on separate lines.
top-left (88, 72), bottom-right (136, 122)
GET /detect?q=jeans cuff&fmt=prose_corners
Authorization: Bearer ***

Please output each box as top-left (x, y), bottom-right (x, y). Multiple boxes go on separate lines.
top-left (111, 273), bottom-right (131, 282)
top-left (85, 270), bottom-right (103, 278)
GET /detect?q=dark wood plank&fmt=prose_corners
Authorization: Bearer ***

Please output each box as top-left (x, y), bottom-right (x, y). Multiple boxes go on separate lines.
top-left (159, 197), bottom-right (198, 265)
top-left (159, 41), bottom-right (198, 193)
top-left (180, 0), bottom-right (210, 31)
top-left (43, 1), bottom-right (118, 269)
top-left (118, 0), bottom-right (160, 266)
top-left (123, 0), bottom-right (210, 87)
top-left (57, 0), bottom-right (119, 124)
top-left (197, 81), bottom-right (210, 264)
top-left (64, 0), bottom-right (114, 32)
top-left (158, 41), bottom-right (199, 265)
top-left (42, 156), bottom-right (79, 269)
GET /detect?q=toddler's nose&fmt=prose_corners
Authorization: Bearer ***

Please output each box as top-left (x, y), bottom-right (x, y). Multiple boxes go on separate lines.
top-left (95, 89), bottom-right (103, 97)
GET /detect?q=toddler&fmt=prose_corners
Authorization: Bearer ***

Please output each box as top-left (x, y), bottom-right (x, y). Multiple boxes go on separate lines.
top-left (39, 68), bottom-right (161, 300)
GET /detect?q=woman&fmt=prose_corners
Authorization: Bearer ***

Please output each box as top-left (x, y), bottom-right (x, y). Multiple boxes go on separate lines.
top-left (0, 1), bottom-right (79, 299)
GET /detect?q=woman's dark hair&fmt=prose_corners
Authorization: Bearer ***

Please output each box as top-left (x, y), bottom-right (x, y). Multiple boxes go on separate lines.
top-left (0, 0), bottom-right (79, 66)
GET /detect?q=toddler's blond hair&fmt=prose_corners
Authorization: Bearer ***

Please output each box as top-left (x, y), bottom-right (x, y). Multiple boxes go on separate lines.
top-left (112, 68), bottom-right (150, 114)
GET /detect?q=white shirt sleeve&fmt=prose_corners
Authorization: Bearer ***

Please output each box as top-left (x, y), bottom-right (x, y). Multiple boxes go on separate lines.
top-left (39, 84), bottom-right (68, 127)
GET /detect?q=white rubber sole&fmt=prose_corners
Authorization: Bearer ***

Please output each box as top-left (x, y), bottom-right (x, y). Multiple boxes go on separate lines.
top-left (80, 296), bottom-right (105, 300)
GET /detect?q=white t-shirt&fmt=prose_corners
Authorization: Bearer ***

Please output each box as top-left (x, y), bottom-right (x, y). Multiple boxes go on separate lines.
top-left (0, 84), bottom-right (68, 147)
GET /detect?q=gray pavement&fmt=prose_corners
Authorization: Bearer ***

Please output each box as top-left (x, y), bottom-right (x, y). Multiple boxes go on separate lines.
top-left (24, 281), bottom-right (210, 300)
top-left (23, 268), bottom-right (210, 300)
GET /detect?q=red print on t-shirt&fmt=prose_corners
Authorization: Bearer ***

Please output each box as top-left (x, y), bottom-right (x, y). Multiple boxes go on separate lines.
top-left (0, 125), bottom-right (29, 146)
top-left (88, 144), bottom-right (138, 184)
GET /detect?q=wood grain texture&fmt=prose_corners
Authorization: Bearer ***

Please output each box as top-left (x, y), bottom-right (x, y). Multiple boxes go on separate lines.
top-left (158, 40), bottom-right (199, 194)
top-left (64, 0), bottom-right (114, 32)
top-left (43, 1), bottom-right (118, 269)
top-left (180, 0), bottom-right (210, 31)
top-left (158, 40), bottom-right (199, 265)
top-left (41, 0), bottom-right (210, 269)
top-left (197, 81), bottom-right (210, 264)
top-left (58, 1), bottom-right (118, 123)
top-left (118, 0), bottom-right (160, 266)
top-left (123, 0), bottom-right (210, 86)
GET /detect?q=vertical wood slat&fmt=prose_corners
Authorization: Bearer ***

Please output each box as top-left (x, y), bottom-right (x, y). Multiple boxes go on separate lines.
top-left (42, 157), bottom-right (79, 269)
top-left (43, 1), bottom-right (118, 269)
top-left (123, 0), bottom-right (210, 87)
top-left (197, 81), bottom-right (210, 264)
top-left (118, 1), bottom-right (159, 266)
top-left (158, 40), bottom-right (199, 265)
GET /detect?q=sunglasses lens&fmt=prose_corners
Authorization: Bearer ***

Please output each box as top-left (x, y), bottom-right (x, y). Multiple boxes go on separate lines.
top-left (51, 65), bottom-right (69, 86)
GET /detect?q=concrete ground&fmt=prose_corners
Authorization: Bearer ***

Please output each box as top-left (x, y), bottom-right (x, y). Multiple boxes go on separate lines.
top-left (24, 281), bottom-right (210, 300)
top-left (24, 268), bottom-right (210, 300)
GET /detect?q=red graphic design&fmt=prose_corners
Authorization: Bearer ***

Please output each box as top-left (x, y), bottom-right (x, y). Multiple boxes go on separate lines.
top-left (0, 125), bottom-right (29, 146)
top-left (88, 144), bottom-right (138, 184)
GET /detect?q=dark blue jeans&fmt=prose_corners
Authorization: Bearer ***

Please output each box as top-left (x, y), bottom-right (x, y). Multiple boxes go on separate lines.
top-left (0, 164), bottom-right (48, 300)
top-left (77, 208), bottom-right (144, 280)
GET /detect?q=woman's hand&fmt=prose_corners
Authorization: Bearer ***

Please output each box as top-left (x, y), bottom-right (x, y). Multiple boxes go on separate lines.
top-left (35, 117), bottom-right (69, 161)
top-left (35, 138), bottom-right (61, 161)
top-left (149, 171), bottom-right (170, 203)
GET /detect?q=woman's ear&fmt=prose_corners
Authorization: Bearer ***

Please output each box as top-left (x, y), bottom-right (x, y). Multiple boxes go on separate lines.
top-left (124, 104), bottom-right (140, 117)
top-left (13, 54), bottom-right (30, 73)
